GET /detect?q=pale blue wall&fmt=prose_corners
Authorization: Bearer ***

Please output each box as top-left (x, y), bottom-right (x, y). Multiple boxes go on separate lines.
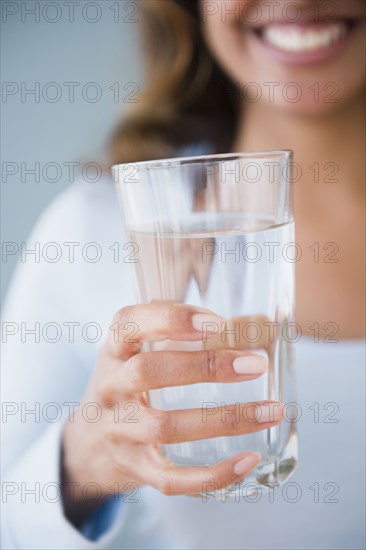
top-left (1, 0), bottom-right (142, 299)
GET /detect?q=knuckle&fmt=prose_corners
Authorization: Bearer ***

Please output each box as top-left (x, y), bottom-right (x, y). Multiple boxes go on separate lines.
top-left (127, 354), bottom-right (148, 390)
top-left (225, 414), bottom-right (239, 434)
top-left (113, 305), bottom-right (134, 327)
top-left (203, 470), bottom-right (218, 486)
top-left (104, 427), bottom-right (120, 445)
top-left (200, 350), bottom-right (217, 380)
top-left (148, 411), bottom-right (173, 444)
top-left (156, 470), bottom-right (177, 496)
top-left (161, 303), bottom-right (177, 326)
top-left (96, 382), bottom-right (113, 407)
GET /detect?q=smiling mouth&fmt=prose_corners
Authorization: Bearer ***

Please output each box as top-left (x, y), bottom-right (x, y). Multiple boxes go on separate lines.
top-left (253, 19), bottom-right (359, 54)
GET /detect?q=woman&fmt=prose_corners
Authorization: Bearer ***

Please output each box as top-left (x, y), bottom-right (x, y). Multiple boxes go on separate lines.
top-left (2, 1), bottom-right (365, 548)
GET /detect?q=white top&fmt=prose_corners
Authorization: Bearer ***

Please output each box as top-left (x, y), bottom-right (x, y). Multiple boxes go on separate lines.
top-left (2, 175), bottom-right (365, 550)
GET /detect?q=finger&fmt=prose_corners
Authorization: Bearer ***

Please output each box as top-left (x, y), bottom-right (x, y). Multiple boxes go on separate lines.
top-left (107, 302), bottom-right (224, 360)
top-left (110, 401), bottom-right (284, 444)
top-left (145, 451), bottom-right (262, 497)
top-left (100, 350), bottom-right (267, 400)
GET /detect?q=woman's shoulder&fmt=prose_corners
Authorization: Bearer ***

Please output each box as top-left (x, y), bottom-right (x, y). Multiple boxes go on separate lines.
top-left (37, 141), bottom-right (212, 236)
top-left (30, 173), bottom-right (119, 244)
top-left (3, 171), bottom-right (134, 331)
top-left (34, 141), bottom-right (213, 242)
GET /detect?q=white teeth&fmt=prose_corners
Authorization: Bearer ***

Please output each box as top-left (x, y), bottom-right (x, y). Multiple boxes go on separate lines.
top-left (263, 23), bottom-right (348, 53)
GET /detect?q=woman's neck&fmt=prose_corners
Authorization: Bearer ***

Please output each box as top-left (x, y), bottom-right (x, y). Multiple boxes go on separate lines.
top-left (231, 93), bottom-right (365, 339)
top-left (232, 92), bottom-right (365, 214)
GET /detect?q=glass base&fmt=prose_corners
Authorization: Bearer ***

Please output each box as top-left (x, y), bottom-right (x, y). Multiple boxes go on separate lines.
top-left (197, 432), bottom-right (298, 502)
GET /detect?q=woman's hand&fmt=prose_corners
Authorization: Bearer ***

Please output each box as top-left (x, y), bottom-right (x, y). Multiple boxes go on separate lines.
top-left (62, 302), bottom-right (284, 525)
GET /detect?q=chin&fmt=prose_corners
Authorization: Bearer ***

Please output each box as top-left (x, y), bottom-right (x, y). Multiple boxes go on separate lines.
top-left (247, 77), bottom-right (366, 117)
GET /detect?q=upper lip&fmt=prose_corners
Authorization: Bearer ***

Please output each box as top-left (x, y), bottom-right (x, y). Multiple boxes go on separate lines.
top-left (242, 2), bottom-right (366, 29)
top-left (249, 19), bottom-right (359, 33)
top-left (246, 17), bottom-right (362, 31)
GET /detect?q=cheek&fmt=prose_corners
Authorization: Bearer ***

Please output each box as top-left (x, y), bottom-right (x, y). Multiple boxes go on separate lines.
top-left (200, 0), bottom-right (276, 84)
top-left (200, 2), bottom-right (252, 84)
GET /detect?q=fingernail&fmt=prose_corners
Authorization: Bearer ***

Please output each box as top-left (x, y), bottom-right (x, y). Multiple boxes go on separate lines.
top-left (192, 313), bottom-right (223, 332)
top-left (233, 355), bottom-right (268, 375)
top-left (234, 453), bottom-right (261, 476)
top-left (256, 402), bottom-right (283, 423)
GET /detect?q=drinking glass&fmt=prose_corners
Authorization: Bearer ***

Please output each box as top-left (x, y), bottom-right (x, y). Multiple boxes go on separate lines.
top-left (113, 151), bottom-right (298, 499)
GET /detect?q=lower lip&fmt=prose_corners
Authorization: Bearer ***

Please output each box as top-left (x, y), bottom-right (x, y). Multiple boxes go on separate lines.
top-left (252, 24), bottom-right (354, 66)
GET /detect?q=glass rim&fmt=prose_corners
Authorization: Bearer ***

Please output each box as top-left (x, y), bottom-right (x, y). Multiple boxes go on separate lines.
top-left (112, 149), bottom-right (293, 173)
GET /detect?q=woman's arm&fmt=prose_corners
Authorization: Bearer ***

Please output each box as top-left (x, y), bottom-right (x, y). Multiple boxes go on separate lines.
top-left (1, 181), bottom-right (126, 549)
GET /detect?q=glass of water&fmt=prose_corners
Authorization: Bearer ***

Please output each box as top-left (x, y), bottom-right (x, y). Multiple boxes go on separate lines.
top-left (112, 151), bottom-right (297, 498)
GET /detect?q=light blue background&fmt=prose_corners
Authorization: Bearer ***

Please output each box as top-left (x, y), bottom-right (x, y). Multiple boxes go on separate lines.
top-left (1, 0), bottom-right (142, 300)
